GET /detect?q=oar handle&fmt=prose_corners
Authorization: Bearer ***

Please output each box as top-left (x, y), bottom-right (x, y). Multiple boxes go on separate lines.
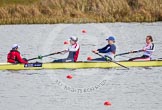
top-left (94, 52), bottom-right (111, 61)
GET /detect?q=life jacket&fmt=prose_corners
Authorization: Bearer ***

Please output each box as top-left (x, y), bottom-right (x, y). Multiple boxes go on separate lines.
top-left (7, 50), bottom-right (28, 64)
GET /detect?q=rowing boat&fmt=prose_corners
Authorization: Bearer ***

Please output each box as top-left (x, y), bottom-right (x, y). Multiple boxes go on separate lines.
top-left (0, 60), bottom-right (162, 70)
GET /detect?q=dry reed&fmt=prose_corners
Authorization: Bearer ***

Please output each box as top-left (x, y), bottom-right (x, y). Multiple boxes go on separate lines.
top-left (0, 0), bottom-right (162, 24)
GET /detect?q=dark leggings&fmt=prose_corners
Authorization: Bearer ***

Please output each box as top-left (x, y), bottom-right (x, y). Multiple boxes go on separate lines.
top-left (91, 58), bottom-right (107, 61)
top-left (129, 55), bottom-right (150, 61)
top-left (52, 58), bottom-right (74, 62)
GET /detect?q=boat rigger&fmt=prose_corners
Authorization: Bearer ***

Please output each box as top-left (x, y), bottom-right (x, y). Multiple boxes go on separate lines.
top-left (0, 60), bottom-right (162, 70)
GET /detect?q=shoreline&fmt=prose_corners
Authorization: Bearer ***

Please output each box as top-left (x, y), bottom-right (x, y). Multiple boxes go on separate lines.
top-left (0, 17), bottom-right (161, 25)
top-left (0, 20), bottom-right (162, 25)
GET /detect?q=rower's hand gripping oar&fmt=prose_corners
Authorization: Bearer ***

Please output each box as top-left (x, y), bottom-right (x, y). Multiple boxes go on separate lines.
top-left (93, 52), bottom-right (129, 70)
top-left (115, 50), bottom-right (144, 57)
top-left (27, 51), bottom-right (65, 61)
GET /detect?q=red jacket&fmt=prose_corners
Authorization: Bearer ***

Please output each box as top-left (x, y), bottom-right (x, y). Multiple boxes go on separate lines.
top-left (7, 50), bottom-right (28, 64)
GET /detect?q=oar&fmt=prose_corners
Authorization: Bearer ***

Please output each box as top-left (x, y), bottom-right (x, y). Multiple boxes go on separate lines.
top-left (27, 51), bottom-right (64, 61)
top-left (115, 50), bottom-right (144, 57)
top-left (93, 52), bottom-right (129, 69)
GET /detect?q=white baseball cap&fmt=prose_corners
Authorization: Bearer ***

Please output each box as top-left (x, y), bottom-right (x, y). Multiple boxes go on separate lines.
top-left (69, 36), bottom-right (78, 42)
top-left (12, 44), bottom-right (20, 49)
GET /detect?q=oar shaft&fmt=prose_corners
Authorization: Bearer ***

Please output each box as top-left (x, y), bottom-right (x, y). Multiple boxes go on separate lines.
top-left (27, 54), bottom-right (54, 61)
top-left (27, 58), bottom-right (38, 61)
top-left (115, 52), bottom-right (130, 56)
top-left (115, 50), bottom-right (143, 57)
top-left (95, 53), bottom-right (129, 69)
top-left (27, 51), bottom-right (64, 61)
top-left (41, 53), bottom-right (57, 58)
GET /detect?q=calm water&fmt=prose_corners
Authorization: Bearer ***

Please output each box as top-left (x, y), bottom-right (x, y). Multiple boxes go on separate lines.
top-left (0, 23), bottom-right (162, 110)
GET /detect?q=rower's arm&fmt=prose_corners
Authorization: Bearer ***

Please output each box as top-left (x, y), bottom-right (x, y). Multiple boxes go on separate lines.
top-left (16, 54), bottom-right (27, 64)
top-left (146, 48), bottom-right (155, 52)
top-left (98, 45), bottom-right (116, 54)
top-left (97, 45), bottom-right (109, 53)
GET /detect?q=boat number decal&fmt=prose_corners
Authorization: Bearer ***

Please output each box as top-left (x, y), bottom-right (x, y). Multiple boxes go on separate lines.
top-left (24, 63), bottom-right (42, 68)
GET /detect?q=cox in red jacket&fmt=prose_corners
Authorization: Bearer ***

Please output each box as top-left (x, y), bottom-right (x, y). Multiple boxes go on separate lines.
top-left (7, 50), bottom-right (28, 64)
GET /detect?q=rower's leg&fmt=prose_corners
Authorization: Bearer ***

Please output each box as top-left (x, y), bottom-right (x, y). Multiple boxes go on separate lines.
top-left (91, 58), bottom-right (106, 62)
top-left (52, 58), bottom-right (66, 63)
top-left (128, 57), bottom-right (138, 61)
top-left (128, 56), bottom-right (150, 61)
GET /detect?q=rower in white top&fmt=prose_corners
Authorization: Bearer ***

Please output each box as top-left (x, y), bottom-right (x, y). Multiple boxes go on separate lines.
top-left (53, 36), bottom-right (80, 62)
top-left (129, 35), bottom-right (155, 61)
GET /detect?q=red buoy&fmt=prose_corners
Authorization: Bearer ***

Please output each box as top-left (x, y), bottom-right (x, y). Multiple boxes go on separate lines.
top-left (66, 74), bottom-right (73, 79)
top-left (104, 101), bottom-right (111, 106)
top-left (64, 41), bottom-right (69, 44)
top-left (82, 29), bottom-right (87, 33)
top-left (87, 56), bottom-right (92, 61)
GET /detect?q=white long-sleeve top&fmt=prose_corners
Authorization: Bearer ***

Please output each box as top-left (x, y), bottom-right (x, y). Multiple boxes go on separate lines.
top-left (143, 43), bottom-right (155, 58)
top-left (66, 43), bottom-right (80, 62)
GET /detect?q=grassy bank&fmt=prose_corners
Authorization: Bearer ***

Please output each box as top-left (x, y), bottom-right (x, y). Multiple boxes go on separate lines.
top-left (0, 0), bottom-right (162, 24)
